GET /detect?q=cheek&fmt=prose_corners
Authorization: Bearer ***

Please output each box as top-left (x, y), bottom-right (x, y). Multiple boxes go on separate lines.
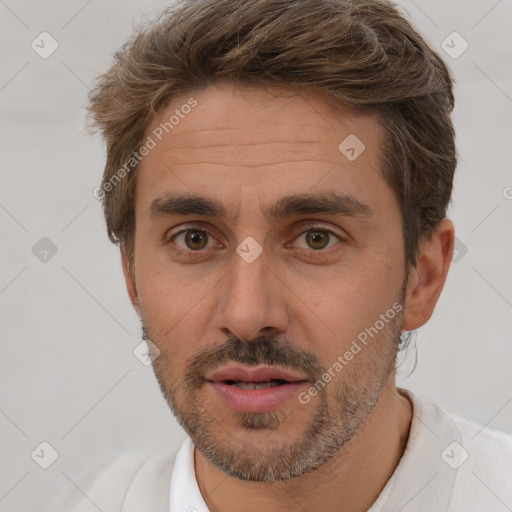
top-left (309, 261), bottom-right (400, 319)
top-left (294, 262), bottom-right (402, 358)
top-left (135, 266), bottom-right (188, 335)
top-left (135, 262), bottom-right (216, 349)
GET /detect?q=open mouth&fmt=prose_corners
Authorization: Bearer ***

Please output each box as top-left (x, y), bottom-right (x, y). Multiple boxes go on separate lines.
top-left (223, 379), bottom-right (297, 390)
top-left (207, 377), bottom-right (309, 412)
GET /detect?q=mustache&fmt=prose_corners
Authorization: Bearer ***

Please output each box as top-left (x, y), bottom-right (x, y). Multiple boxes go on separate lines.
top-left (182, 334), bottom-right (324, 389)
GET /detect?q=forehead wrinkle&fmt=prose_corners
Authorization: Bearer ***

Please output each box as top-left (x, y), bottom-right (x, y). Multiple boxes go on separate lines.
top-left (160, 159), bottom-right (343, 167)
top-left (146, 141), bottom-right (344, 169)
top-left (157, 140), bottom-right (327, 150)
top-left (150, 116), bottom-right (341, 144)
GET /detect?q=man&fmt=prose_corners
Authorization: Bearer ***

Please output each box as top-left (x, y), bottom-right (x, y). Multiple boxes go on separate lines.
top-left (46, 0), bottom-right (512, 510)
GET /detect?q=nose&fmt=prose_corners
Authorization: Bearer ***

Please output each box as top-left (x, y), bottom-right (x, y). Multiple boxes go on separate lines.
top-left (214, 243), bottom-right (289, 342)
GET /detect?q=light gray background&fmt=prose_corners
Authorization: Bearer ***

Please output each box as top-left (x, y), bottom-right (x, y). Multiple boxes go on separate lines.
top-left (0, 0), bottom-right (511, 510)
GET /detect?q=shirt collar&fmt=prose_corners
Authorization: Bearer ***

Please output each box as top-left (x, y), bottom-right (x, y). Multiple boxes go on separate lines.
top-left (378, 387), bottom-right (462, 511)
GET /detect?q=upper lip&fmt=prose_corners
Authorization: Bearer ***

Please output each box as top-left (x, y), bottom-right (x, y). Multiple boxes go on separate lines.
top-left (205, 364), bottom-right (308, 383)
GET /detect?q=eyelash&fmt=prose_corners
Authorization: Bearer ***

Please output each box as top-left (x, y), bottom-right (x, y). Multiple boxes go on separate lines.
top-left (164, 224), bottom-right (344, 259)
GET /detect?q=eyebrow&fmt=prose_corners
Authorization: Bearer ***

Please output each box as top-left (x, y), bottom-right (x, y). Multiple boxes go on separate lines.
top-left (148, 191), bottom-right (373, 222)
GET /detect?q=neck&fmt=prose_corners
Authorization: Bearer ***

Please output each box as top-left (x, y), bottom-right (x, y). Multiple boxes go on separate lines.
top-left (194, 377), bottom-right (413, 512)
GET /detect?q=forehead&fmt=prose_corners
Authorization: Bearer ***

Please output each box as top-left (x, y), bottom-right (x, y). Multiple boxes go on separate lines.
top-left (135, 82), bottom-right (392, 220)
top-left (145, 82), bottom-right (382, 154)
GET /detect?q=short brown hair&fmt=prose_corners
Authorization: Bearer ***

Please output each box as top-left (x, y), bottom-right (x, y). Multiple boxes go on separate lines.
top-left (88, 0), bottom-right (456, 274)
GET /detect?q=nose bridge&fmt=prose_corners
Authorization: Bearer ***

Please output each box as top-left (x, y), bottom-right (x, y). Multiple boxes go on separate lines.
top-left (229, 242), bottom-right (270, 313)
top-left (224, 184), bottom-right (269, 310)
top-left (215, 240), bottom-right (285, 341)
top-left (212, 183), bottom-right (289, 340)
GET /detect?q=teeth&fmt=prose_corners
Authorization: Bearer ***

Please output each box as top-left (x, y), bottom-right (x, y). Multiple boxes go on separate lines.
top-left (230, 380), bottom-right (284, 390)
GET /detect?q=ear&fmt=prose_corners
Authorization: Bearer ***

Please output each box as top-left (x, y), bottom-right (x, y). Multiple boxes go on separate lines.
top-left (402, 218), bottom-right (454, 330)
top-left (121, 247), bottom-right (141, 317)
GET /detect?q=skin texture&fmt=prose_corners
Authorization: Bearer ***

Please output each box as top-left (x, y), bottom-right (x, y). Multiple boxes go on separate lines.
top-left (121, 82), bottom-right (454, 512)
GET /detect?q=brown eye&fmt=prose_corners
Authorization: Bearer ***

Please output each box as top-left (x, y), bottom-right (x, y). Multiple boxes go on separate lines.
top-left (306, 230), bottom-right (330, 250)
top-left (173, 229), bottom-right (212, 251)
top-left (294, 228), bottom-right (341, 251)
top-left (184, 230), bottom-right (208, 250)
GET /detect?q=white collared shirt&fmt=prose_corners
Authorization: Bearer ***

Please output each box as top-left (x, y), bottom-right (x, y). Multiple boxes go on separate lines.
top-left (43, 388), bottom-right (512, 511)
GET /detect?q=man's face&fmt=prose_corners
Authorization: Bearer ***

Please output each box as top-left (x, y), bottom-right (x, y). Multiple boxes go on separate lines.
top-left (127, 82), bottom-right (409, 481)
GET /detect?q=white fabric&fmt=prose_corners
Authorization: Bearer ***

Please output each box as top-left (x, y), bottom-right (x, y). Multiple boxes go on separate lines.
top-left (42, 388), bottom-right (512, 511)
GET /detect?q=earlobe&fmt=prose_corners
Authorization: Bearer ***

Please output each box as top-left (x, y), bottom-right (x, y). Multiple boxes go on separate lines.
top-left (402, 218), bottom-right (454, 331)
top-left (121, 247), bottom-right (141, 315)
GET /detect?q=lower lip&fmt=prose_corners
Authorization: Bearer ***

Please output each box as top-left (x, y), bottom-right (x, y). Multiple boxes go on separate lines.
top-left (207, 381), bottom-right (308, 412)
